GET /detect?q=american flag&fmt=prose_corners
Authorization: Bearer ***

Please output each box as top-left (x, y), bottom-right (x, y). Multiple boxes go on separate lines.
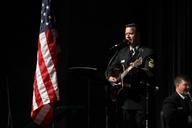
top-left (31, 0), bottom-right (59, 126)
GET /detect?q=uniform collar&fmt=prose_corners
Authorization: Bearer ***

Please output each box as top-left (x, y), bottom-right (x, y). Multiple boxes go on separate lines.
top-left (177, 91), bottom-right (185, 100)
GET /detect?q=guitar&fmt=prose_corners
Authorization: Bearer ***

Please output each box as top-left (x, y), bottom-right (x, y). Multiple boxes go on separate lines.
top-left (109, 57), bottom-right (143, 101)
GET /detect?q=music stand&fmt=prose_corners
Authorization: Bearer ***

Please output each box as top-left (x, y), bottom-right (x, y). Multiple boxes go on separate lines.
top-left (68, 66), bottom-right (97, 128)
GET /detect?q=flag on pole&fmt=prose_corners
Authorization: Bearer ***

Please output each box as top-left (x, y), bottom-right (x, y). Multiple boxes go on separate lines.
top-left (31, 0), bottom-right (59, 126)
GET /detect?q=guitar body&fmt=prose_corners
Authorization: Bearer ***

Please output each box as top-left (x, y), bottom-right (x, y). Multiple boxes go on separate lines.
top-left (109, 84), bottom-right (121, 102)
top-left (109, 74), bottom-right (147, 107)
top-left (108, 57), bottom-right (145, 102)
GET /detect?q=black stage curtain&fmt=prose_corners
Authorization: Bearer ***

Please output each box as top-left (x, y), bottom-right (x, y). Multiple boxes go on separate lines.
top-left (5, 0), bottom-right (192, 128)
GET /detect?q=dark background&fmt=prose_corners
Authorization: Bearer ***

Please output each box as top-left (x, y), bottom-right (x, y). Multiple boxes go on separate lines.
top-left (1, 0), bottom-right (192, 128)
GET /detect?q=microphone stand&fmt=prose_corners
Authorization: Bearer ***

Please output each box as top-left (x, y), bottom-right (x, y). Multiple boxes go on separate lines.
top-left (105, 49), bottom-right (119, 78)
top-left (145, 81), bottom-right (159, 128)
top-left (145, 82), bottom-right (150, 128)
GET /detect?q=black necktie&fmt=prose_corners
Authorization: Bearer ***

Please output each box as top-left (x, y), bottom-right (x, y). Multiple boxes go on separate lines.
top-left (130, 49), bottom-right (134, 56)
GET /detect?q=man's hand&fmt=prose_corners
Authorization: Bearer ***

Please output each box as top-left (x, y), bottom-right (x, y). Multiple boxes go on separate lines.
top-left (108, 76), bottom-right (121, 86)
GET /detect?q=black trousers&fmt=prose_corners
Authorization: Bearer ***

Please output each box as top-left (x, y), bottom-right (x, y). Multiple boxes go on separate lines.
top-left (121, 109), bottom-right (145, 128)
top-left (106, 101), bottom-right (145, 128)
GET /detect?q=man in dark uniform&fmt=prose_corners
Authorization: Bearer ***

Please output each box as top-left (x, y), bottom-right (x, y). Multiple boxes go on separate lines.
top-left (162, 74), bottom-right (192, 128)
top-left (105, 23), bottom-right (155, 128)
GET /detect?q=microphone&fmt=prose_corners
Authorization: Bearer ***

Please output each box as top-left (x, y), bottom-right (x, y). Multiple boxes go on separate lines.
top-left (109, 39), bottom-right (128, 50)
top-left (187, 92), bottom-right (192, 102)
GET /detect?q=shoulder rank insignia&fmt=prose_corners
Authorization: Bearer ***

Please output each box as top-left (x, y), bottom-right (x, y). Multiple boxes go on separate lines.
top-left (148, 58), bottom-right (154, 68)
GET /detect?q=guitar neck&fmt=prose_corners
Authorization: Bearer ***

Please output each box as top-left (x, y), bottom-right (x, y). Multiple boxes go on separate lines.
top-left (117, 57), bottom-right (142, 82)
top-left (120, 66), bottom-right (133, 79)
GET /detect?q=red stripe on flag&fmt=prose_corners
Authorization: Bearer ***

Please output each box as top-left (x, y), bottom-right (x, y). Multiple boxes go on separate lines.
top-left (41, 104), bottom-right (54, 126)
top-left (38, 33), bottom-right (57, 102)
top-left (31, 0), bottom-right (60, 126)
top-left (45, 30), bottom-right (58, 72)
top-left (33, 75), bottom-right (43, 108)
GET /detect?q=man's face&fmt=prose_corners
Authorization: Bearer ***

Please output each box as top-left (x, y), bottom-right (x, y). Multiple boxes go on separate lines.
top-left (176, 80), bottom-right (190, 95)
top-left (125, 27), bottom-right (136, 45)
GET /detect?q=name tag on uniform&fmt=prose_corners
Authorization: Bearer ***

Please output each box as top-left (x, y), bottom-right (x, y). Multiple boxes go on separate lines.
top-left (177, 107), bottom-right (183, 110)
top-left (121, 60), bottom-right (125, 64)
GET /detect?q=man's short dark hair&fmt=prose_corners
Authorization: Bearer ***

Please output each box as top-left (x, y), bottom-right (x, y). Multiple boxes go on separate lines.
top-left (174, 74), bottom-right (190, 86)
top-left (125, 23), bottom-right (137, 28)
